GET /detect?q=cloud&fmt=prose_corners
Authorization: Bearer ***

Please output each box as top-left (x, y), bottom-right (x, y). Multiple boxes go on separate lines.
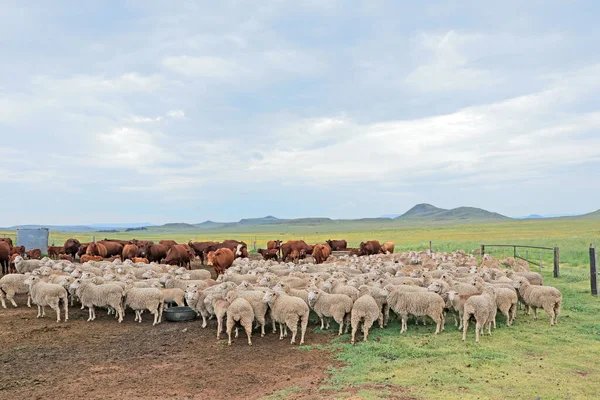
top-left (166, 110), bottom-right (185, 118)
top-left (162, 56), bottom-right (248, 79)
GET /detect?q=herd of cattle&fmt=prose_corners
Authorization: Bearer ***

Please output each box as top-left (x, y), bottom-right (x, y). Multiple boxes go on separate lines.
top-left (0, 237), bottom-right (394, 276)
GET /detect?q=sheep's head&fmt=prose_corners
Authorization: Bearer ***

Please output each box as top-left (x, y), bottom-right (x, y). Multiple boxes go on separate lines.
top-left (69, 278), bottom-right (82, 290)
top-left (307, 288), bottom-right (320, 306)
top-left (427, 281), bottom-right (442, 293)
top-left (262, 290), bottom-right (278, 304)
top-left (447, 290), bottom-right (458, 302)
top-left (513, 277), bottom-right (526, 289)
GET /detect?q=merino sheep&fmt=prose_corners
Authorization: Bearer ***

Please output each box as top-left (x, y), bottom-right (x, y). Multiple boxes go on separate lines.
top-left (124, 285), bottom-right (164, 325)
top-left (386, 288), bottom-right (445, 334)
top-left (0, 273), bottom-right (31, 308)
top-left (462, 287), bottom-right (497, 343)
top-left (307, 288), bottom-right (353, 335)
top-left (513, 277), bottom-right (561, 326)
top-left (70, 279), bottom-right (125, 322)
top-left (506, 270), bottom-right (543, 286)
top-left (14, 256), bottom-right (42, 274)
top-left (225, 296), bottom-right (254, 346)
top-left (24, 275), bottom-right (69, 322)
top-left (350, 293), bottom-right (381, 344)
top-left (225, 289), bottom-right (269, 337)
top-left (263, 290), bottom-right (310, 345)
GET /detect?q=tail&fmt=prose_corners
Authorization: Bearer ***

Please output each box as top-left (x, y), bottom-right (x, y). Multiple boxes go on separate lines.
top-left (158, 300), bottom-right (164, 322)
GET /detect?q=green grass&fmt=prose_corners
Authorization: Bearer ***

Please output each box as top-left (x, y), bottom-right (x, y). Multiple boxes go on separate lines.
top-left (3, 218), bottom-right (599, 399)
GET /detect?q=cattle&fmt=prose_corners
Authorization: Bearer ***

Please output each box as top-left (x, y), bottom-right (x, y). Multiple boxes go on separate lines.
top-left (98, 240), bottom-right (124, 257)
top-left (132, 257), bottom-right (149, 264)
top-left (188, 241), bottom-right (218, 264)
top-left (80, 254), bottom-right (104, 263)
top-left (9, 253), bottom-right (20, 273)
top-left (267, 240), bottom-right (282, 250)
top-left (380, 241), bottom-right (395, 254)
top-left (258, 248), bottom-right (279, 261)
top-left (313, 244), bottom-right (332, 264)
top-left (326, 239), bottom-right (347, 251)
top-left (288, 249), bottom-right (300, 263)
top-left (202, 240), bottom-right (248, 260)
top-left (47, 246), bottom-right (65, 259)
top-left (77, 243), bottom-right (89, 258)
top-left (0, 242), bottom-right (10, 275)
top-left (86, 242), bottom-right (108, 258)
top-left (141, 243), bottom-right (168, 263)
top-left (159, 240), bottom-right (178, 250)
top-left (106, 255), bottom-right (122, 262)
top-left (206, 248), bottom-right (235, 276)
top-left (26, 249), bottom-right (41, 260)
top-left (163, 244), bottom-right (191, 268)
top-left (359, 240), bottom-right (381, 256)
top-left (58, 254), bottom-right (74, 262)
top-left (0, 238), bottom-right (13, 248)
top-left (63, 238), bottom-right (81, 258)
top-left (347, 248), bottom-right (362, 256)
top-left (280, 240), bottom-right (311, 262)
top-left (10, 245), bottom-right (25, 256)
top-left (102, 239), bottom-right (130, 246)
top-left (122, 244), bottom-right (139, 261)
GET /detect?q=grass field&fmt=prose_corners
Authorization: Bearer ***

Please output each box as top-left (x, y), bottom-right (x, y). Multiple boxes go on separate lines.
top-left (2, 218), bottom-right (599, 399)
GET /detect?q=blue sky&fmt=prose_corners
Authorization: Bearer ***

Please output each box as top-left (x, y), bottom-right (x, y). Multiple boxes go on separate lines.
top-left (1, 1), bottom-right (599, 225)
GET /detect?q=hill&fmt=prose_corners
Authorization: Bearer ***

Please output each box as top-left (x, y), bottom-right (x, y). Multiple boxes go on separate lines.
top-left (395, 203), bottom-right (511, 223)
top-left (569, 209), bottom-right (600, 219)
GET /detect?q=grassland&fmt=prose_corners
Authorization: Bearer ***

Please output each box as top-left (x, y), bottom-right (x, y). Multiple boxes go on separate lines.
top-left (2, 218), bottom-right (599, 399)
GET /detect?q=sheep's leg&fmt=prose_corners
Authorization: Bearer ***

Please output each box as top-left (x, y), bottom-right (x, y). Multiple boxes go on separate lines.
top-left (458, 310), bottom-right (464, 330)
top-left (27, 294), bottom-right (31, 308)
top-left (335, 316), bottom-right (344, 336)
top-left (462, 315), bottom-right (469, 341)
top-left (503, 309), bottom-right (511, 327)
top-left (475, 321), bottom-right (481, 343)
top-left (235, 326), bottom-right (239, 338)
top-left (216, 317), bottom-right (222, 340)
top-left (453, 313), bottom-right (458, 327)
top-left (200, 311), bottom-right (207, 328)
top-left (278, 323), bottom-right (284, 340)
top-left (532, 307), bottom-right (538, 320)
top-left (433, 314), bottom-right (441, 334)
top-left (286, 315), bottom-right (299, 344)
top-left (400, 314), bottom-right (408, 334)
top-left (152, 310), bottom-right (159, 326)
top-left (441, 312), bottom-right (445, 331)
top-left (0, 296), bottom-right (6, 309)
top-left (378, 311), bottom-right (384, 329)
top-left (226, 318), bottom-right (234, 345)
top-left (543, 304), bottom-right (555, 326)
top-left (319, 316), bottom-right (325, 330)
top-left (243, 321), bottom-right (253, 346)
top-left (299, 313), bottom-right (308, 345)
top-left (383, 304), bottom-right (390, 327)
top-left (117, 305), bottom-right (123, 323)
top-left (52, 303), bottom-right (61, 322)
top-left (87, 306), bottom-right (94, 322)
top-left (363, 319), bottom-right (373, 342)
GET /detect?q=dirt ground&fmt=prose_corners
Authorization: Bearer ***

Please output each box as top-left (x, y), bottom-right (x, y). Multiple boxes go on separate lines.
top-left (0, 294), bottom-right (340, 400)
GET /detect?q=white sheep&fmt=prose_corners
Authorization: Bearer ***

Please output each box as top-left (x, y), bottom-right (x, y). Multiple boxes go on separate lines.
top-left (386, 288), bottom-right (445, 334)
top-left (24, 275), bottom-right (69, 322)
top-left (225, 289), bottom-right (269, 337)
top-left (513, 277), bottom-right (561, 326)
top-left (124, 285), bottom-right (164, 325)
top-left (307, 288), bottom-right (353, 335)
top-left (225, 296), bottom-right (254, 346)
top-left (0, 273), bottom-right (31, 308)
top-left (350, 293), bottom-right (381, 344)
top-left (262, 290), bottom-right (309, 345)
top-left (14, 256), bottom-right (42, 274)
top-left (69, 279), bottom-right (125, 322)
top-left (462, 287), bottom-right (497, 343)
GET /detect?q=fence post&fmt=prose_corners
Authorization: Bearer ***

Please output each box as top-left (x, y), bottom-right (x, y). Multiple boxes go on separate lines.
top-left (429, 241), bottom-right (432, 253)
top-left (591, 244), bottom-right (598, 296)
top-left (553, 246), bottom-right (559, 278)
top-left (481, 244), bottom-right (485, 258)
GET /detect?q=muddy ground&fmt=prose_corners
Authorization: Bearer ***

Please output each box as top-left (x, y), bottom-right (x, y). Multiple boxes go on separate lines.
top-left (0, 294), bottom-right (341, 400)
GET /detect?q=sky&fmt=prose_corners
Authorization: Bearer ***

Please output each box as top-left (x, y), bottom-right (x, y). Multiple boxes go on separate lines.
top-left (1, 1), bottom-right (600, 225)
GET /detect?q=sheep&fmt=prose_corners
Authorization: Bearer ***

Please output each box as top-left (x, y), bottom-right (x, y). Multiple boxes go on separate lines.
top-left (446, 290), bottom-right (481, 330)
top-left (24, 275), bottom-right (69, 322)
top-left (69, 279), bottom-right (125, 322)
top-left (357, 285), bottom-right (389, 328)
top-left (350, 292), bottom-right (381, 344)
top-left (225, 289), bottom-right (269, 337)
top-left (513, 277), bottom-right (561, 326)
top-left (462, 287), bottom-right (497, 343)
top-left (165, 278), bottom-right (208, 291)
top-left (322, 278), bottom-right (360, 301)
top-left (14, 256), bottom-right (42, 274)
top-left (386, 288), bottom-right (444, 334)
top-left (0, 273), bottom-right (31, 308)
top-left (505, 270), bottom-right (543, 286)
top-left (307, 288), bottom-right (353, 335)
top-left (225, 296), bottom-right (254, 346)
top-left (186, 282), bottom-right (236, 328)
top-left (473, 281), bottom-right (518, 327)
top-left (204, 292), bottom-right (230, 339)
top-left (176, 267), bottom-right (212, 280)
top-left (149, 282), bottom-right (185, 308)
top-left (262, 290), bottom-right (310, 345)
top-left (123, 285), bottom-right (164, 325)
top-left (272, 281), bottom-right (309, 305)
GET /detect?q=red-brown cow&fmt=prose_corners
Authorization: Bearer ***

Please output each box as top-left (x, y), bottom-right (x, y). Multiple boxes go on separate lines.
top-left (206, 248), bottom-right (235, 276)
top-left (98, 241), bottom-right (124, 257)
top-left (122, 244), bottom-right (139, 261)
top-left (359, 240), bottom-right (381, 256)
top-left (288, 249), bottom-right (300, 263)
top-left (312, 244), bottom-right (332, 264)
top-left (47, 246), bottom-right (65, 259)
top-left (26, 249), bottom-right (41, 260)
top-left (80, 254), bottom-right (104, 263)
top-left (379, 241), bottom-right (395, 254)
top-left (326, 239), bottom-right (347, 251)
top-left (141, 243), bottom-right (168, 263)
top-left (0, 238), bottom-right (13, 248)
top-left (58, 254), bottom-right (74, 262)
top-left (188, 241), bottom-right (218, 264)
top-left (10, 245), bottom-right (25, 256)
top-left (267, 240), bottom-right (282, 250)
top-left (280, 240), bottom-right (311, 262)
top-left (0, 242), bottom-right (10, 275)
top-left (86, 242), bottom-right (108, 258)
top-left (63, 238), bottom-right (81, 258)
top-left (258, 248), bottom-right (279, 261)
top-left (159, 240), bottom-right (178, 250)
top-left (163, 244), bottom-right (191, 268)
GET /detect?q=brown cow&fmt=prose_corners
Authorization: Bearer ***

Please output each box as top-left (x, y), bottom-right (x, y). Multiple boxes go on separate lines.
top-left (80, 254), bottom-right (104, 263)
top-left (313, 244), bottom-right (332, 264)
top-left (98, 240), bottom-right (124, 257)
top-left (9, 253), bottom-right (20, 273)
top-left (188, 241), bottom-right (218, 264)
top-left (379, 241), bottom-right (395, 254)
top-left (267, 240), bottom-right (282, 250)
top-left (58, 254), bottom-right (74, 262)
top-left (102, 239), bottom-right (130, 246)
top-left (86, 242), bottom-right (108, 258)
top-left (132, 257), bottom-right (149, 264)
top-left (106, 255), bottom-right (122, 262)
top-left (47, 246), bottom-right (65, 259)
top-left (141, 243), bottom-right (168, 263)
top-left (63, 238), bottom-right (81, 258)
top-left (26, 249), bottom-right (41, 260)
top-left (0, 242), bottom-right (10, 275)
top-left (359, 240), bottom-right (381, 256)
top-left (77, 243), bottom-right (89, 258)
top-left (326, 239), bottom-right (347, 251)
top-left (0, 238), bottom-right (13, 247)
top-left (258, 248), bottom-right (279, 261)
top-left (206, 248), bottom-right (235, 276)
top-left (280, 240), bottom-right (311, 262)
top-left (159, 240), bottom-right (178, 250)
top-left (122, 244), bottom-right (139, 261)
top-left (163, 244), bottom-right (191, 268)
top-left (10, 245), bottom-right (25, 256)
top-left (288, 249), bottom-right (300, 263)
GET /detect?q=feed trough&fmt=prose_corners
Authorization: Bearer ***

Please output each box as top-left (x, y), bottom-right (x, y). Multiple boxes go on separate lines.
top-left (163, 306), bottom-right (197, 322)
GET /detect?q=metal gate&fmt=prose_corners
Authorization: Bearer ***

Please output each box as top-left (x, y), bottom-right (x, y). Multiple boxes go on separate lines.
top-left (16, 228), bottom-right (49, 252)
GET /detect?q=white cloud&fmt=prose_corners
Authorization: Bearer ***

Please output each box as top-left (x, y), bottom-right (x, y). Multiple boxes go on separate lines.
top-left (166, 110), bottom-right (185, 118)
top-left (31, 73), bottom-right (164, 93)
top-left (162, 56), bottom-right (248, 79)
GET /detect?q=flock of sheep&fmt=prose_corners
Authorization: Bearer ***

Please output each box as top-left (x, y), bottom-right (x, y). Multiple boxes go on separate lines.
top-left (0, 249), bottom-right (563, 345)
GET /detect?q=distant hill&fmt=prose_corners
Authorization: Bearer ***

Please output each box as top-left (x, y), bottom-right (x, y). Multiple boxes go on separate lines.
top-left (396, 203), bottom-right (511, 222)
top-left (158, 223), bottom-right (197, 229)
top-left (569, 209), bottom-right (600, 219)
top-left (2, 224), bottom-right (96, 232)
